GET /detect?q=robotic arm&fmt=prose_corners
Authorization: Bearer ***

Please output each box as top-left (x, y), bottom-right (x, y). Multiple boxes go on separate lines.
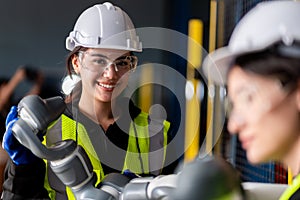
top-left (12, 95), bottom-right (72, 160)
top-left (11, 95), bottom-right (244, 200)
top-left (11, 95), bottom-right (131, 200)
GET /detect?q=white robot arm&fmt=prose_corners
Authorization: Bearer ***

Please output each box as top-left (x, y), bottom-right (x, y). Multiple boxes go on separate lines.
top-left (13, 95), bottom-right (248, 200)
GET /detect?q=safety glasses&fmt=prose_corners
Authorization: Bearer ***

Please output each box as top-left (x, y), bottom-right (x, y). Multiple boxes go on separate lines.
top-left (78, 51), bottom-right (138, 74)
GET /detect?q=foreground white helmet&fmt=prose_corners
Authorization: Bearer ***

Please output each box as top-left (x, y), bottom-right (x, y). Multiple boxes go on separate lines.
top-left (66, 2), bottom-right (142, 52)
top-left (203, 1), bottom-right (300, 85)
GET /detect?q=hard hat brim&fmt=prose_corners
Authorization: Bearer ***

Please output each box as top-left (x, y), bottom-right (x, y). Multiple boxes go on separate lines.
top-left (202, 44), bottom-right (271, 85)
top-left (203, 1), bottom-right (300, 86)
top-left (202, 46), bottom-right (240, 86)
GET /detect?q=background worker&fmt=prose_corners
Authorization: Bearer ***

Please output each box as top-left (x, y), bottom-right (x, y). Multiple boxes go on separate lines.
top-left (203, 1), bottom-right (300, 199)
top-left (0, 66), bottom-right (43, 195)
top-left (2, 2), bottom-right (177, 200)
top-left (0, 66), bottom-right (43, 133)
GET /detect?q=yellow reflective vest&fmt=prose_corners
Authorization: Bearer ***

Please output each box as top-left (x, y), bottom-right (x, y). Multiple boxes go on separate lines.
top-left (43, 111), bottom-right (170, 200)
top-left (280, 174), bottom-right (300, 200)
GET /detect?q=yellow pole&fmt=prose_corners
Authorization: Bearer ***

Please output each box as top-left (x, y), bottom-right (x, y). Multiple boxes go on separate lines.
top-left (139, 64), bottom-right (153, 113)
top-left (288, 167), bottom-right (293, 185)
top-left (206, 0), bottom-right (217, 155)
top-left (184, 19), bottom-right (203, 163)
top-left (209, 0), bottom-right (217, 53)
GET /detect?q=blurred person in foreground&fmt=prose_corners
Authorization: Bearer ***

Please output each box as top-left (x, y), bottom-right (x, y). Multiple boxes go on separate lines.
top-left (203, 1), bottom-right (300, 199)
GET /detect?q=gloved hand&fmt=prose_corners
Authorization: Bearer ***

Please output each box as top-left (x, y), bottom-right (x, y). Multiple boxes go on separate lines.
top-left (2, 106), bottom-right (41, 165)
top-left (123, 169), bottom-right (141, 179)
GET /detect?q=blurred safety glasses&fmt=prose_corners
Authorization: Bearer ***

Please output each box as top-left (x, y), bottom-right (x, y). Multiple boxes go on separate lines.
top-left (226, 78), bottom-right (295, 120)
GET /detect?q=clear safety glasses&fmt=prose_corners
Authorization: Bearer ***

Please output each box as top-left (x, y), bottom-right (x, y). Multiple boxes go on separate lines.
top-left (78, 51), bottom-right (138, 74)
top-left (226, 78), bottom-right (294, 119)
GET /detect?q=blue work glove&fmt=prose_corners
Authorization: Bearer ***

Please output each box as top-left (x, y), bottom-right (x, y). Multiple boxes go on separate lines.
top-left (122, 169), bottom-right (141, 179)
top-left (2, 106), bottom-right (40, 165)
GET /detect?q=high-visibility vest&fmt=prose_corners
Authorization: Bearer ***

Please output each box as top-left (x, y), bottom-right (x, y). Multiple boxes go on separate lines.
top-left (43, 111), bottom-right (170, 200)
top-left (280, 174), bottom-right (300, 200)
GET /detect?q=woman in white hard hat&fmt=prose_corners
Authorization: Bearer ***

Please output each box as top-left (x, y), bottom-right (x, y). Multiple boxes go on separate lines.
top-left (203, 1), bottom-right (300, 199)
top-left (2, 2), bottom-right (176, 199)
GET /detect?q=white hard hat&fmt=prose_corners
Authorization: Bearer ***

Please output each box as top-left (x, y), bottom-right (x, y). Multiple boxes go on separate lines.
top-left (66, 2), bottom-right (142, 52)
top-left (203, 1), bottom-right (300, 85)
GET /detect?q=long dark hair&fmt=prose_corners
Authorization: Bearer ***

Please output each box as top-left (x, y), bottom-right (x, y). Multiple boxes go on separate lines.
top-left (64, 46), bottom-right (87, 103)
top-left (66, 46), bottom-right (88, 75)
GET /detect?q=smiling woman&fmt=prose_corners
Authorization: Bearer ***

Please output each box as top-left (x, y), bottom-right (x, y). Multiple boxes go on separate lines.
top-left (71, 48), bottom-right (134, 108)
top-left (1, 2), bottom-right (178, 200)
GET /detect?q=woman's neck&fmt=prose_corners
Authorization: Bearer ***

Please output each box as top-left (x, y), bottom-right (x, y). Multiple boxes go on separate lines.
top-left (283, 135), bottom-right (300, 177)
top-left (78, 98), bottom-right (120, 131)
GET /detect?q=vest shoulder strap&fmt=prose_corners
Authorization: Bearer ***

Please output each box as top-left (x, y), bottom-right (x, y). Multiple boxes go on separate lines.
top-left (280, 174), bottom-right (300, 200)
top-left (124, 111), bottom-right (170, 175)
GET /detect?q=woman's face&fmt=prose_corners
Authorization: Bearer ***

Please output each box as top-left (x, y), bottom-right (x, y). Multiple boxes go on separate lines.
top-left (227, 66), bottom-right (300, 164)
top-left (72, 48), bottom-right (135, 103)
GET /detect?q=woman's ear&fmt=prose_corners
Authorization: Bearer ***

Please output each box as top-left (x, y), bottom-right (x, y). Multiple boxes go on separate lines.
top-left (71, 55), bottom-right (80, 75)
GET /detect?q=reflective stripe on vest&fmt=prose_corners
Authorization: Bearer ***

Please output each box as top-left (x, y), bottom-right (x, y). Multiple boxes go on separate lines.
top-left (280, 174), bottom-right (300, 200)
top-left (44, 111), bottom-right (170, 200)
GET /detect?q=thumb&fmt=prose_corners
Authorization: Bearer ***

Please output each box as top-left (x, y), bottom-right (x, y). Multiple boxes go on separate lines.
top-left (5, 106), bottom-right (18, 127)
top-left (2, 118), bottom-right (19, 149)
